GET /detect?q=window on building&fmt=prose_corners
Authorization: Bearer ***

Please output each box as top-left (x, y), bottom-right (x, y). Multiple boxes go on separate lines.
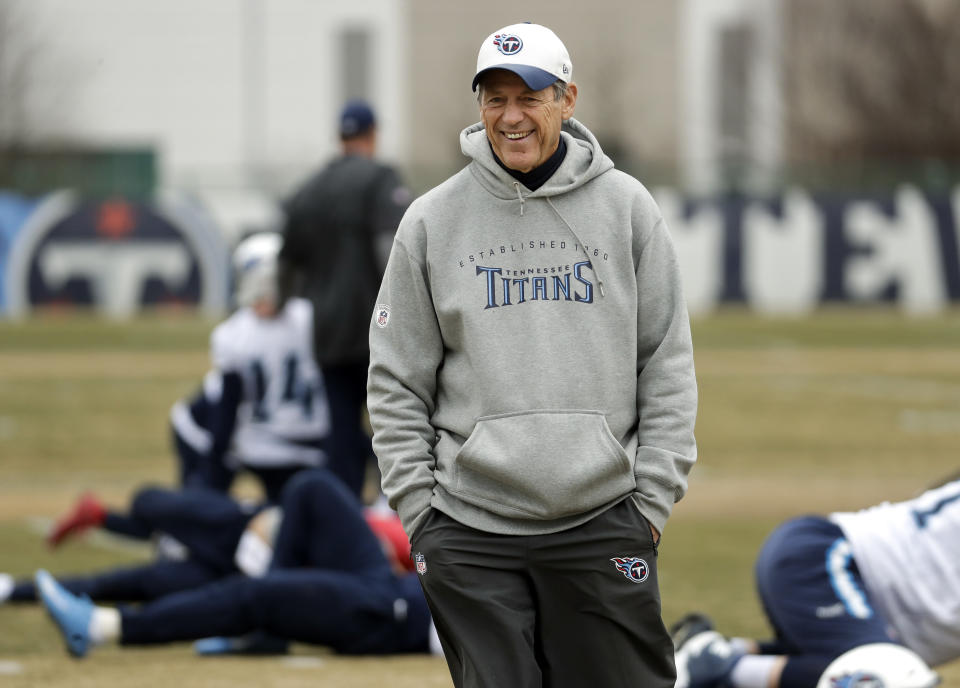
top-left (339, 27), bottom-right (370, 103)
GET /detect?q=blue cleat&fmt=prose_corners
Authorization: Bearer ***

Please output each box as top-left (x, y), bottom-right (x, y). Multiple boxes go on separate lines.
top-left (674, 630), bottom-right (743, 688)
top-left (194, 632), bottom-right (289, 656)
top-left (35, 569), bottom-right (94, 658)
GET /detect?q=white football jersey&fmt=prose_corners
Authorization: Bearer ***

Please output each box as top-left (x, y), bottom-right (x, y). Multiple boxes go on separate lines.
top-left (830, 479), bottom-right (960, 666)
top-left (210, 298), bottom-right (331, 469)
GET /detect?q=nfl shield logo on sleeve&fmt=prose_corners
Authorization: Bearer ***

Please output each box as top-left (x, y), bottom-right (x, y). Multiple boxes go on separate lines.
top-left (375, 303), bottom-right (391, 328)
top-left (414, 552), bottom-right (427, 575)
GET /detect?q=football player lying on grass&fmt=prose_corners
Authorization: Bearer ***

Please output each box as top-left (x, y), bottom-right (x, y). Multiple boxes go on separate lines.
top-left (1, 471), bottom-right (411, 607)
top-left (670, 475), bottom-right (959, 688)
top-left (6, 471), bottom-right (432, 658)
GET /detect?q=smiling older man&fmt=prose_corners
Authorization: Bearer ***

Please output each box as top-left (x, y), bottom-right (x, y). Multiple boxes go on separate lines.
top-left (367, 21), bottom-right (698, 688)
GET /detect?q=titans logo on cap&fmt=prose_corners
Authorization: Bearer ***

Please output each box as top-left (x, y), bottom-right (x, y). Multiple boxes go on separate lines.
top-left (611, 557), bottom-right (649, 583)
top-left (493, 34), bottom-right (522, 55)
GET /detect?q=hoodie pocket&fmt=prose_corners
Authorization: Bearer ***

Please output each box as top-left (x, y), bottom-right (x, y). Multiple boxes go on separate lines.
top-left (452, 410), bottom-right (634, 520)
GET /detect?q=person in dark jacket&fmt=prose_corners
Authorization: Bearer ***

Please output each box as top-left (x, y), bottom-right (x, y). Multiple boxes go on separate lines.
top-left (279, 100), bottom-right (411, 500)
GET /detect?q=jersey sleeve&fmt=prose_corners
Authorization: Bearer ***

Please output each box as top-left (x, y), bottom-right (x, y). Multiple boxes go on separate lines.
top-left (210, 319), bottom-right (240, 372)
top-left (205, 370), bottom-right (242, 464)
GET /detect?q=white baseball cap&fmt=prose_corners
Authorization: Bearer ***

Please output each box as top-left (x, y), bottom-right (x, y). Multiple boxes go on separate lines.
top-left (472, 22), bottom-right (573, 92)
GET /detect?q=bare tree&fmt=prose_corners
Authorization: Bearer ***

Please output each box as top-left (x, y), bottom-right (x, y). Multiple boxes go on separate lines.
top-left (0, 0), bottom-right (43, 147)
top-left (784, 0), bottom-right (960, 165)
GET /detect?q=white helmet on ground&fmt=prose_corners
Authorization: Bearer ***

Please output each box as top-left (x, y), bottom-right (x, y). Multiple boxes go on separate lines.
top-left (233, 232), bottom-right (282, 308)
top-left (816, 644), bottom-right (940, 688)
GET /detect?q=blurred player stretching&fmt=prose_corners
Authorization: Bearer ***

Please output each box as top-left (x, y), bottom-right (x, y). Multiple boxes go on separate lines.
top-left (169, 232), bottom-right (333, 503)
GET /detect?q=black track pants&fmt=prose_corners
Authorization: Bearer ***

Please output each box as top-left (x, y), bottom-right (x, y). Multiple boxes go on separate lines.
top-left (411, 499), bottom-right (675, 688)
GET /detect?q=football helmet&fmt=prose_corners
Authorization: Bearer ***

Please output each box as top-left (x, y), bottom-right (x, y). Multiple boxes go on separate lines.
top-left (233, 232), bottom-right (282, 308)
top-left (816, 644), bottom-right (940, 688)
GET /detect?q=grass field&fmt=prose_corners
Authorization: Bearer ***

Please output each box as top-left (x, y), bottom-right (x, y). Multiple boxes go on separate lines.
top-left (1, 308), bottom-right (958, 686)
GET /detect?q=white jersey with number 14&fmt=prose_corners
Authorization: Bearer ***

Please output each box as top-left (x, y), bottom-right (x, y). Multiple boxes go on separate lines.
top-left (211, 297), bottom-right (331, 469)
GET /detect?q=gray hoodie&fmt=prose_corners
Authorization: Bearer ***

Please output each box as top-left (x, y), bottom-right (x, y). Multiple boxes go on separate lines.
top-left (368, 117), bottom-right (697, 539)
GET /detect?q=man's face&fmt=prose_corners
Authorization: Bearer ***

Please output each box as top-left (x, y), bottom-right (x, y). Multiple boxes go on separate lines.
top-left (478, 70), bottom-right (577, 173)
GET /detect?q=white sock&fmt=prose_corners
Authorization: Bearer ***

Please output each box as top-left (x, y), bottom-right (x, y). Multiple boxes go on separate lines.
top-left (427, 621), bottom-right (445, 656)
top-left (729, 636), bottom-right (757, 654)
top-left (729, 654), bottom-right (780, 688)
top-left (88, 607), bottom-right (121, 645)
top-left (0, 573), bottom-right (13, 604)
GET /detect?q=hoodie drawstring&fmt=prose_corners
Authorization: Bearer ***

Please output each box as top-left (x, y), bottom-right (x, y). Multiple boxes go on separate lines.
top-left (545, 197), bottom-right (607, 298)
top-left (513, 181), bottom-right (525, 216)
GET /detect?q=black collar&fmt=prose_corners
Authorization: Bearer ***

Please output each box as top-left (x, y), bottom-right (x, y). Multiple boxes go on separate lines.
top-left (493, 136), bottom-right (567, 192)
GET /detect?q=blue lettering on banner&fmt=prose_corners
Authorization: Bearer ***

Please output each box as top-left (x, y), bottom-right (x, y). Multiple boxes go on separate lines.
top-left (5, 186), bottom-right (960, 319)
top-left (660, 186), bottom-right (960, 315)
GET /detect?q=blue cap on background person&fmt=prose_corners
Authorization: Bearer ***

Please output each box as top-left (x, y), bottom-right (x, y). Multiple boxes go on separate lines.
top-left (472, 22), bottom-right (573, 92)
top-left (339, 99), bottom-right (376, 139)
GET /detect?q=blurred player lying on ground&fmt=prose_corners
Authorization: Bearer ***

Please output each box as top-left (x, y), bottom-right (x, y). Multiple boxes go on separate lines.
top-left (671, 474), bottom-right (959, 688)
top-left (16, 470), bottom-right (435, 658)
top-left (0, 472), bottom-right (411, 607)
top-left (4, 485), bottom-right (274, 604)
top-left (170, 232), bottom-right (336, 504)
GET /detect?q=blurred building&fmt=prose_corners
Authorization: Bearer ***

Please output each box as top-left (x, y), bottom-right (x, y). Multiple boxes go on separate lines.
top-left (1, 0), bottom-right (787, 218)
top-left (0, 0), bottom-right (410, 240)
top-left (2, 0), bottom-right (958, 316)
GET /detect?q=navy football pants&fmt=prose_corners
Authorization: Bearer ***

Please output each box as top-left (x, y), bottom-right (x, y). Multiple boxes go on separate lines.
top-left (754, 516), bottom-right (895, 688)
top-left (119, 470), bottom-right (431, 654)
top-left (11, 486), bottom-right (251, 603)
top-left (320, 360), bottom-right (374, 499)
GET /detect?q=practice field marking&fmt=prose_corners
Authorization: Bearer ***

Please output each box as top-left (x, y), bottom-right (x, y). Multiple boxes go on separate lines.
top-left (900, 409), bottom-right (960, 435)
top-left (0, 351), bottom-right (208, 380)
top-left (0, 660), bottom-right (23, 675)
top-left (281, 656), bottom-right (326, 669)
top-left (841, 376), bottom-right (960, 404)
top-left (696, 348), bottom-right (960, 377)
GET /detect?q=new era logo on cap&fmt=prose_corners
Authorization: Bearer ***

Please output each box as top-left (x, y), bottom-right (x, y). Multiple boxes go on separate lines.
top-left (472, 22), bottom-right (573, 92)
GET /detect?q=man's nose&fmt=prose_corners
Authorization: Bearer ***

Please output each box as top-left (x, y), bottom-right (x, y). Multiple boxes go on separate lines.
top-left (502, 100), bottom-right (524, 125)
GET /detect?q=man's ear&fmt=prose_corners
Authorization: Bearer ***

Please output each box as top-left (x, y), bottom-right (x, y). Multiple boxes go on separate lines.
top-left (561, 82), bottom-right (578, 120)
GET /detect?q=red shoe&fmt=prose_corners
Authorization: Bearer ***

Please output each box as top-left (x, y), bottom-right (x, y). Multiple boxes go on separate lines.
top-left (47, 493), bottom-right (107, 548)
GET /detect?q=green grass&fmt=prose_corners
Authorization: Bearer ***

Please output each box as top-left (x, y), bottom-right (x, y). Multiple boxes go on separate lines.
top-left (0, 309), bottom-right (958, 686)
top-left (0, 311), bottom-right (217, 352)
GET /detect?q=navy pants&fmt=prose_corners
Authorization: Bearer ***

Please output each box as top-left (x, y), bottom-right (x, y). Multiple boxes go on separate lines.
top-left (121, 569), bottom-right (430, 654)
top-left (321, 360), bottom-right (373, 499)
top-left (106, 485), bottom-right (255, 574)
top-left (754, 516), bottom-right (895, 687)
top-left (175, 427), bottom-right (312, 504)
top-left (11, 486), bottom-right (254, 603)
top-left (11, 559), bottom-right (221, 603)
top-left (174, 429), bottom-right (234, 493)
top-left (120, 470), bottom-right (431, 654)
